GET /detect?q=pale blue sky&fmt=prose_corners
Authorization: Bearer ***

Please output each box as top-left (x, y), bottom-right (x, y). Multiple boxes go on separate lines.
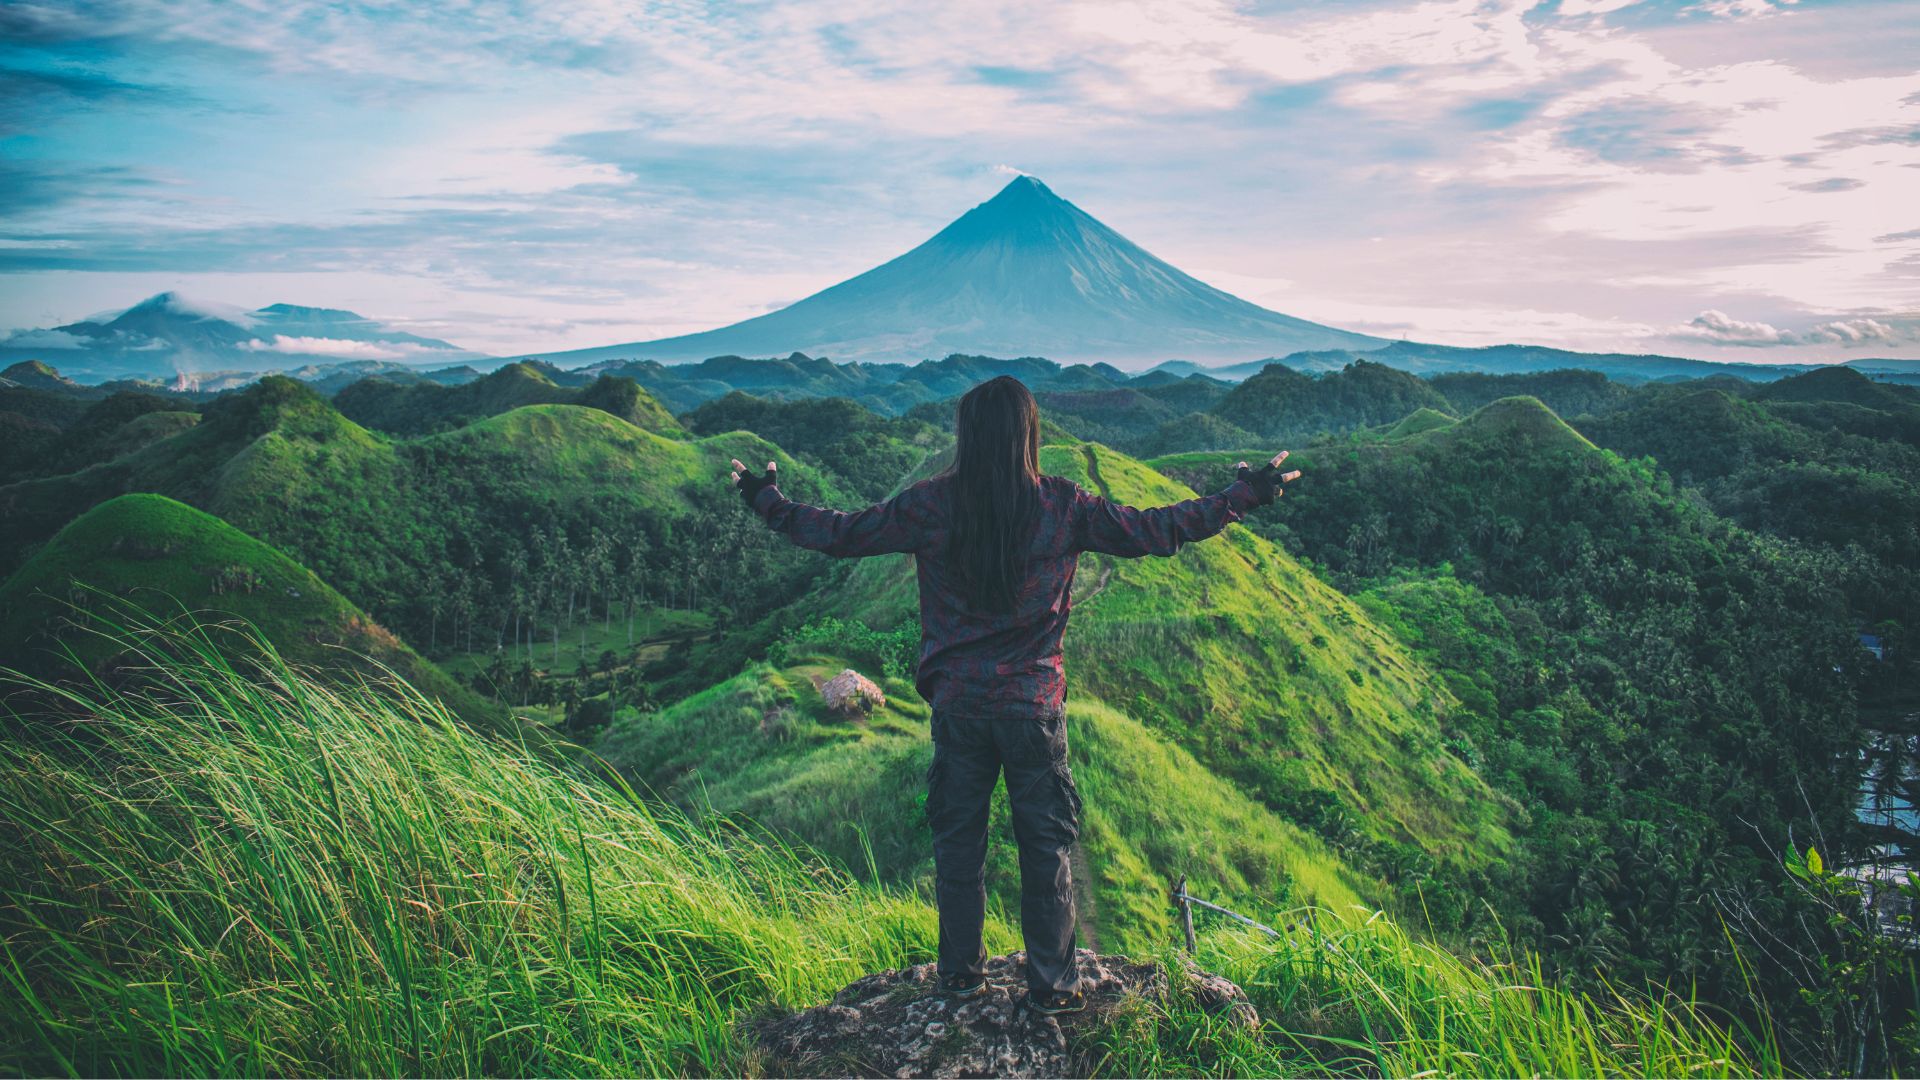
top-left (3, 0), bottom-right (1917, 361)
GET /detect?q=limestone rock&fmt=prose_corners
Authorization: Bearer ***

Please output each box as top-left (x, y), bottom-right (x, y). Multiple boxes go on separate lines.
top-left (817, 668), bottom-right (885, 719)
top-left (749, 948), bottom-right (1258, 1078)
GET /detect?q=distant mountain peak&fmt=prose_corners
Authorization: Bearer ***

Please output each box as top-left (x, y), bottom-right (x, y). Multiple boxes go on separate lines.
top-left (2, 293), bottom-right (481, 380)
top-left (112, 291), bottom-right (257, 326)
top-left (523, 178), bottom-right (1384, 367)
top-left (990, 171), bottom-right (1052, 199)
top-left (932, 175), bottom-right (1091, 249)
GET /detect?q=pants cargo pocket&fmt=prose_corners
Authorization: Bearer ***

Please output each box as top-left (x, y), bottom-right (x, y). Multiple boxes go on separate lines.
top-left (1048, 758), bottom-right (1082, 844)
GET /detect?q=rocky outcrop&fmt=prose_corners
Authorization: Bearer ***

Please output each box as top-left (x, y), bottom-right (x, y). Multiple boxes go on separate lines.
top-left (816, 668), bottom-right (885, 719)
top-left (750, 948), bottom-right (1257, 1078)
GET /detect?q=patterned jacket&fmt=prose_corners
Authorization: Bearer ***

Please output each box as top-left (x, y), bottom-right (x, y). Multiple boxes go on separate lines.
top-left (751, 473), bottom-right (1259, 719)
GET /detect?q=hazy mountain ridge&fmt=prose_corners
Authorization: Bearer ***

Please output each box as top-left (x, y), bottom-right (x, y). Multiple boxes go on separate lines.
top-left (8, 178), bottom-right (1919, 389)
top-left (0, 292), bottom-right (482, 381)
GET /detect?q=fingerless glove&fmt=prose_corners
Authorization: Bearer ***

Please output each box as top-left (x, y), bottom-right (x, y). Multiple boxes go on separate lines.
top-left (1236, 462), bottom-right (1286, 506)
top-left (736, 464), bottom-right (778, 510)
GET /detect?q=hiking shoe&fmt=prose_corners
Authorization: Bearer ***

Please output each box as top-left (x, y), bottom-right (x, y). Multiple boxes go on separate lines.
top-left (939, 973), bottom-right (988, 999)
top-left (1029, 989), bottom-right (1086, 1016)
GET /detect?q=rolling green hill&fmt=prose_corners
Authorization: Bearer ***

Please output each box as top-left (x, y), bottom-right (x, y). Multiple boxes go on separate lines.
top-left (0, 391), bottom-right (193, 479)
top-left (1039, 443), bottom-right (1511, 880)
top-left (0, 378), bottom-right (854, 682)
top-left (0, 618), bottom-right (1774, 1078)
top-left (1209, 360), bottom-right (1454, 445)
top-left (597, 647), bottom-right (1383, 954)
top-left (1574, 385), bottom-right (1920, 579)
top-left (0, 360), bottom-right (1903, 1074)
top-left (681, 392), bottom-right (944, 501)
top-left (688, 434), bottom-right (1516, 937)
top-left (1373, 406), bottom-right (1457, 440)
top-left (1155, 394), bottom-right (1869, 1007)
top-left (1427, 369), bottom-right (1632, 420)
top-left (333, 362), bottom-right (685, 437)
top-left (1755, 364), bottom-right (1920, 410)
top-left (0, 493), bottom-right (497, 728)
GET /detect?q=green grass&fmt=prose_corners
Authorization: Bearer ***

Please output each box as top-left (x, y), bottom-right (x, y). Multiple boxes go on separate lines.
top-left (813, 438), bottom-right (1514, 905)
top-left (0, 613), bottom-right (957, 1077)
top-left (0, 493), bottom-right (499, 728)
top-left (1084, 914), bottom-right (1780, 1078)
top-left (1424, 395), bottom-right (1597, 451)
top-left (1053, 443), bottom-right (1512, 868)
top-left (0, 379), bottom-right (855, 619)
top-left (333, 363), bottom-right (687, 439)
top-left (0, 616), bottom-right (1785, 1078)
top-left (1376, 406), bottom-right (1458, 440)
top-left (598, 647), bottom-right (1386, 955)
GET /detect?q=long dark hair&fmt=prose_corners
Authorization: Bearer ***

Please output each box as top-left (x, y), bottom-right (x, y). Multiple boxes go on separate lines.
top-left (942, 376), bottom-right (1041, 613)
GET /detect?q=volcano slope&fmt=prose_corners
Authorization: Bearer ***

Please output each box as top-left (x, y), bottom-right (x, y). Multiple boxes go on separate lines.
top-left (527, 175), bottom-right (1381, 367)
top-left (597, 434), bottom-right (1515, 949)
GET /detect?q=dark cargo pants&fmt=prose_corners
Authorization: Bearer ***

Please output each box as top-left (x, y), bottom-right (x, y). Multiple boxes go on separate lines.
top-left (926, 709), bottom-right (1084, 997)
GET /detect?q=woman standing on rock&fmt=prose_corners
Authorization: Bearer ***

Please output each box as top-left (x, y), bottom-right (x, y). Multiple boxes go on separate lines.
top-left (729, 375), bottom-right (1297, 1015)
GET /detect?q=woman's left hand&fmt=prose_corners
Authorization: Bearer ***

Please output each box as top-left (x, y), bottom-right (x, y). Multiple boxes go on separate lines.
top-left (1234, 451), bottom-right (1301, 506)
top-left (730, 458), bottom-right (778, 507)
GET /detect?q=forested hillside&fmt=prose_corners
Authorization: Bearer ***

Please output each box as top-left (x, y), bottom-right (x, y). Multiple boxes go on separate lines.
top-left (598, 431), bottom-right (1516, 956)
top-left (1, 353), bottom-right (1914, 1076)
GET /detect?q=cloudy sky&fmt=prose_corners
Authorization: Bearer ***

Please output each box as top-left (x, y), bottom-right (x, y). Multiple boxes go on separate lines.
top-left (3, 0), bottom-right (1917, 362)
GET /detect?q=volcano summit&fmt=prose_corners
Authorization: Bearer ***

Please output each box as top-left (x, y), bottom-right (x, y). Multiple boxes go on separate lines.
top-left (534, 176), bottom-right (1383, 367)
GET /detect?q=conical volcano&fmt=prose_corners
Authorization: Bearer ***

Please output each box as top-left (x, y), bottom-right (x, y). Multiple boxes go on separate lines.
top-left (537, 176), bottom-right (1382, 367)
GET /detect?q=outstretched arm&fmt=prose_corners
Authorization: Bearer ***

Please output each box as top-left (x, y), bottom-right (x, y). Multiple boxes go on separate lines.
top-left (1074, 451), bottom-right (1299, 558)
top-left (730, 458), bottom-right (928, 558)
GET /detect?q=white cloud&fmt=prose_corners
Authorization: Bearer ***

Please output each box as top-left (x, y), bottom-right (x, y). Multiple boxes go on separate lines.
top-left (4, 0), bottom-right (1918, 362)
top-left (2, 329), bottom-right (89, 350)
top-left (1694, 0), bottom-right (1796, 18)
top-left (1557, 0), bottom-right (1646, 15)
top-left (1677, 308), bottom-right (1795, 345)
top-left (1802, 317), bottom-right (1900, 345)
top-left (239, 335), bottom-right (457, 360)
top-left (1675, 309), bottom-right (1906, 346)
top-left (1404, 21), bottom-right (1920, 314)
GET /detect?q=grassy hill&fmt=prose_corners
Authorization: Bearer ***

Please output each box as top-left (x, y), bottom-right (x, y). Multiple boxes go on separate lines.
top-left (597, 647), bottom-right (1383, 954)
top-left (0, 616), bottom-right (1780, 1077)
top-left (681, 392), bottom-right (944, 502)
top-left (0, 494), bottom-right (497, 727)
top-left (0, 379), bottom-right (854, 676)
top-left (1156, 394), bottom-right (1872, 1012)
top-left (1208, 360), bottom-right (1455, 445)
top-left (706, 434), bottom-right (1515, 936)
top-left (1040, 443), bottom-right (1511, 879)
top-left (1755, 364), bottom-right (1920, 410)
top-left (1373, 406), bottom-right (1457, 440)
top-left (0, 374), bottom-right (1866, 1075)
top-left (333, 362), bottom-right (686, 437)
top-left (1427, 369), bottom-right (1632, 420)
top-left (1574, 385), bottom-right (1920, 578)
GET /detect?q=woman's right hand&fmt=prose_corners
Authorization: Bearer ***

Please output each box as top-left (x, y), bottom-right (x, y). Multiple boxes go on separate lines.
top-left (1235, 451), bottom-right (1301, 506)
top-left (730, 458), bottom-right (778, 508)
